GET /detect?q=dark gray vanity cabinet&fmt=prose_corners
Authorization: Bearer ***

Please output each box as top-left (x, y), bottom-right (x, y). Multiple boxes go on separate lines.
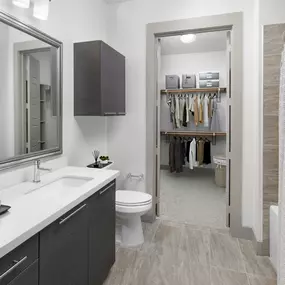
top-left (8, 261), bottom-right (38, 285)
top-left (39, 202), bottom-right (89, 285)
top-left (89, 181), bottom-right (116, 285)
top-left (74, 40), bottom-right (126, 116)
top-left (0, 235), bottom-right (38, 285)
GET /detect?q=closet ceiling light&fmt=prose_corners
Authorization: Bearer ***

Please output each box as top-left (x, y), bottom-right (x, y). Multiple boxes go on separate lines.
top-left (180, 34), bottom-right (197, 44)
top-left (12, 0), bottom-right (30, 8)
top-left (33, 0), bottom-right (49, 20)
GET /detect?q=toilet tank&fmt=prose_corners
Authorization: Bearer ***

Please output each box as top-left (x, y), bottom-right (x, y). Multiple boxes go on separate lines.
top-left (270, 205), bottom-right (278, 272)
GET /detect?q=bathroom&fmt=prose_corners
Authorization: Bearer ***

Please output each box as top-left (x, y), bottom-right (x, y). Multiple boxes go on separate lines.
top-left (0, 0), bottom-right (284, 285)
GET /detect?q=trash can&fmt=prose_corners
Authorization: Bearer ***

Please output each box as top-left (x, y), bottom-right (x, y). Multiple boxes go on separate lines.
top-left (213, 156), bottom-right (227, 188)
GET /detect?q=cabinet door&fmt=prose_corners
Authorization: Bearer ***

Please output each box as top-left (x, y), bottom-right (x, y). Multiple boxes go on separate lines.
top-left (89, 181), bottom-right (116, 285)
top-left (101, 42), bottom-right (126, 116)
top-left (40, 203), bottom-right (89, 285)
top-left (8, 261), bottom-right (38, 285)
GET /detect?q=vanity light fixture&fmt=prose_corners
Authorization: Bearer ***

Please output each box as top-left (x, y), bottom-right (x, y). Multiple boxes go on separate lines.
top-left (33, 0), bottom-right (49, 20)
top-left (180, 34), bottom-right (197, 44)
top-left (12, 0), bottom-right (30, 8)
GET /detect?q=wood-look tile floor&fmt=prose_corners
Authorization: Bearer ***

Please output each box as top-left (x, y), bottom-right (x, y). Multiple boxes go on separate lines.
top-left (104, 220), bottom-right (277, 285)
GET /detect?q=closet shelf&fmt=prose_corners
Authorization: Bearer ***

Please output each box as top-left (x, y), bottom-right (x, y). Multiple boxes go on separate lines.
top-left (161, 131), bottom-right (227, 137)
top-left (161, 87), bottom-right (227, 94)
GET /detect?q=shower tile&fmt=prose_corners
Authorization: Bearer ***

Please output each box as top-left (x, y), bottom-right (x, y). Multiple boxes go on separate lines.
top-left (210, 233), bottom-right (245, 272)
top-left (263, 54), bottom-right (282, 86)
top-left (264, 24), bottom-right (285, 56)
top-left (263, 85), bottom-right (279, 116)
top-left (263, 115), bottom-right (278, 145)
top-left (211, 267), bottom-right (249, 285)
top-left (238, 239), bottom-right (276, 279)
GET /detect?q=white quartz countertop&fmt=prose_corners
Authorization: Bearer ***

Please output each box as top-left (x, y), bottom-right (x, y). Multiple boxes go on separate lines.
top-left (0, 166), bottom-right (120, 259)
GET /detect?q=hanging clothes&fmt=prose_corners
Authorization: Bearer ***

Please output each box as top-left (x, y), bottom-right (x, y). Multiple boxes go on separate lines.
top-left (199, 95), bottom-right (203, 124)
top-left (185, 95), bottom-right (190, 123)
top-left (181, 140), bottom-right (186, 165)
top-left (194, 95), bottom-right (199, 126)
top-left (208, 97), bottom-right (213, 119)
top-left (169, 137), bottom-right (176, 173)
top-left (170, 96), bottom-right (176, 129)
top-left (182, 101), bottom-right (187, 127)
top-left (175, 137), bottom-right (183, 173)
top-left (175, 96), bottom-right (181, 128)
top-left (210, 100), bottom-right (220, 131)
top-left (189, 138), bottom-right (197, 170)
top-left (197, 139), bottom-right (205, 166)
top-left (186, 140), bottom-right (191, 162)
top-left (203, 95), bottom-right (209, 127)
top-left (203, 140), bottom-right (211, 165)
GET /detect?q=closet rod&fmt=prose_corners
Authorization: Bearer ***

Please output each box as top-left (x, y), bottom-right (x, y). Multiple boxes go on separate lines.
top-left (161, 87), bottom-right (227, 94)
top-left (161, 131), bottom-right (227, 136)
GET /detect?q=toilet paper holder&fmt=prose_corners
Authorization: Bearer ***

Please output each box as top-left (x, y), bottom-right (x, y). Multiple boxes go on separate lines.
top-left (126, 173), bottom-right (144, 181)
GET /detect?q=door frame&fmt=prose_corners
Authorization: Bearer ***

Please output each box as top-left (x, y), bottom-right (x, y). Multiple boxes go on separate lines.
top-left (145, 12), bottom-right (250, 239)
top-left (14, 41), bottom-right (53, 156)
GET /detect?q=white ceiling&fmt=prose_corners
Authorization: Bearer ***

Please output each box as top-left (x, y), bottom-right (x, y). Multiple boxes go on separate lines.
top-left (161, 31), bottom-right (227, 55)
top-left (104, 0), bottom-right (132, 3)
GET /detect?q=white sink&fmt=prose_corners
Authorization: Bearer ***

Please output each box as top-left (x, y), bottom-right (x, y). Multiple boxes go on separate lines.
top-left (25, 176), bottom-right (93, 195)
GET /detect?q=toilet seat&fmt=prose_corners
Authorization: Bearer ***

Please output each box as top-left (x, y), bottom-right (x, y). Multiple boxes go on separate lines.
top-left (116, 191), bottom-right (152, 207)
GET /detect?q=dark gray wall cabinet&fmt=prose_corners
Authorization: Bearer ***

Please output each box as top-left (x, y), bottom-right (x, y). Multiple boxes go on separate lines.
top-left (74, 40), bottom-right (126, 116)
top-left (0, 180), bottom-right (116, 285)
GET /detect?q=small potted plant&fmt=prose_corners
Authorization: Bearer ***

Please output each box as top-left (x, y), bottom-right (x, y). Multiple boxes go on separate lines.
top-left (100, 155), bottom-right (110, 165)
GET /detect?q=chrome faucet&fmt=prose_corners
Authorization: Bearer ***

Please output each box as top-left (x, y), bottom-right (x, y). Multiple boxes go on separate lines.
top-left (33, 160), bottom-right (52, 183)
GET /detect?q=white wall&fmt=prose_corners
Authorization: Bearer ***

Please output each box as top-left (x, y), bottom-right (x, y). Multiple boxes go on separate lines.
top-left (0, 0), bottom-right (109, 184)
top-left (160, 51), bottom-right (227, 167)
top-left (106, 0), bottom-right (259, 228)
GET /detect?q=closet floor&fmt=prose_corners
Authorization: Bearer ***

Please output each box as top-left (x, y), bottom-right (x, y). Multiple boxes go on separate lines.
top-left (105, 219), bottom-right (276, 285)
top-left (160, 169), bottom-right (227, 229)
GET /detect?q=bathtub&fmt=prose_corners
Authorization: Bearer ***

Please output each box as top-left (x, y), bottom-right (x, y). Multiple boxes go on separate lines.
top-left (270, 205), bottom-right (278, 272)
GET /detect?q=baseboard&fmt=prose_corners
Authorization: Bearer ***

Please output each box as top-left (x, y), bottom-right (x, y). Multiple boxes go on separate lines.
top-left (251, 231), bottom-right (269, 256)
top-left (231, 226), bottom-right (254, 241)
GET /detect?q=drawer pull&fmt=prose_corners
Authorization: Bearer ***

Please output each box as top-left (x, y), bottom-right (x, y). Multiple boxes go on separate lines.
top-left (99, 183), bottom-right (115, 196)
top-left (59, 204), bottom-right (87, 225)
top-left (0, 256), bottom-right (27, 280)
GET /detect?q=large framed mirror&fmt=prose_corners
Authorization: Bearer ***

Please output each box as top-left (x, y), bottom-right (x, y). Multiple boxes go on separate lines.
top-left (0, 11), bottom-right (62, 170)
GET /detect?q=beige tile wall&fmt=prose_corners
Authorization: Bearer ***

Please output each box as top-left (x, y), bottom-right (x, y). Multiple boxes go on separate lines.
top-left (262, 23), bottom-right (285, 255)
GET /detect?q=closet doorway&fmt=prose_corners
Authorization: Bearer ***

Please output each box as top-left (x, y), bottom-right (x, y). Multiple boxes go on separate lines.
top-left (158, 31), bottom-right (229, 229)
top-left (146, 13), bottom-right (247, 239)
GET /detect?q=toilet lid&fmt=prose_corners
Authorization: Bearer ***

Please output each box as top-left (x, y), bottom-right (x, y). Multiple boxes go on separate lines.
top-left (116, 191), bottom-right (152, 206)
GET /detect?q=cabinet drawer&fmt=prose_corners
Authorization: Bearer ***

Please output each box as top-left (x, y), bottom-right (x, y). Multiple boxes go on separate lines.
top-left (0, 235), bottom-right (38, 285)
top-left (8, 260), bottom-right (38, 285)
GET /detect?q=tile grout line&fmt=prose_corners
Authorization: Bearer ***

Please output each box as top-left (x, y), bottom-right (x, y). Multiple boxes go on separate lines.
top-left (236, 238), bottom-right (248, 274)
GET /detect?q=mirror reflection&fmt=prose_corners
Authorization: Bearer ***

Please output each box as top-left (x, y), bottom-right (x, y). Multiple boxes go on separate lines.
top-left (0, 22), bottom-right (60, 162)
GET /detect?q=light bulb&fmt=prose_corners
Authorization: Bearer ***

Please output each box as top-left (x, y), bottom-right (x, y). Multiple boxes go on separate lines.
top-left (180, 34), bottom-right (197, 44)
top-left (33, 0), bottom-right (49, 20)
top-left (12, 0), bottom-right (30, 8)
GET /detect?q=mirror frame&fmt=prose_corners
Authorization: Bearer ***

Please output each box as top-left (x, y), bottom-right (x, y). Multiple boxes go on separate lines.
top-left (0, 10), bottom-right (63, 170)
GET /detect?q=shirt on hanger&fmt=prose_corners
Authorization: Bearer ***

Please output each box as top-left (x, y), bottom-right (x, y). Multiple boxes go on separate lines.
top-left (203, 95), bottom-right (209, 127)
top-left (203, 140), bottom-right (211, 165)
top-left (194, 96), bottom-right (199, 126)
top-left (185, 95), bottom-right (190, 123)
top-left (175, 96), bottom-right (181, 128)
top-left (189, 138), bottom-right (197, 170)
top-left (197, 139), bottom-right (205, 166)
top-left (199, 95), bottom-right (203, 124)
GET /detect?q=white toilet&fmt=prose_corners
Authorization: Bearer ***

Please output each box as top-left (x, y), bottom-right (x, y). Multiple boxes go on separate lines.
top-left (116, 190), bottom-right (152, 247)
